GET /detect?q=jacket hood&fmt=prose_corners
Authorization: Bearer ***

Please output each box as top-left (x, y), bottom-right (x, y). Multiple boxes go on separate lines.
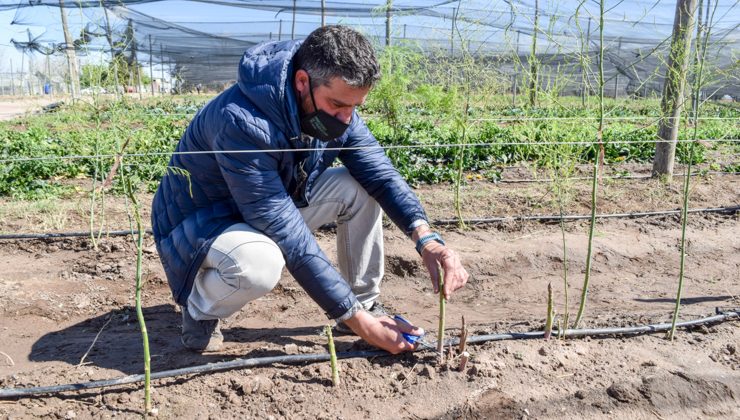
top-left (237, 40), bottom-right (303, 139)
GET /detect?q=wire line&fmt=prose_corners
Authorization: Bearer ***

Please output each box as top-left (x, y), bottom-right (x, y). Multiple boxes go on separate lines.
top-left (1, 138), bottom-right (738, 164)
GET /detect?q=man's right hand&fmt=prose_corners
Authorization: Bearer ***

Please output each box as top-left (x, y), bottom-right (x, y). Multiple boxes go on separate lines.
top-left (343, 310), bottom-right (424, 354)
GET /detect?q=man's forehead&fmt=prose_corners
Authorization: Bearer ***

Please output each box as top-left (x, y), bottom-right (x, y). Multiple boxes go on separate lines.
top-left (317, 77), bottom-right (369, 104)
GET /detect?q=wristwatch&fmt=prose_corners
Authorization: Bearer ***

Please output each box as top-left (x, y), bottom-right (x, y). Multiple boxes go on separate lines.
top-left (415, 232), bottom-right (445, 255)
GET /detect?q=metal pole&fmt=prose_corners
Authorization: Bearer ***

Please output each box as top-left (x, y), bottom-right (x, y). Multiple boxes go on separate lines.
top-left (515, 30), bottom-right (520, 55)
top-left (613, 38), bottom-right (622, 99)
top-left (279, 20), bottom-right (283, 41)
top-left (160, 44), bottom-right (164, 95)
top-left (46, 54), bottom-right (52, 99)
top-left (19, 52), bottom-right (25, 96)
top-left (149, 35), bottom-right (154, 96)
top-left (403, 24), bottom-right (407, 40)
top-left (10, 59), bottom-right (16, 96)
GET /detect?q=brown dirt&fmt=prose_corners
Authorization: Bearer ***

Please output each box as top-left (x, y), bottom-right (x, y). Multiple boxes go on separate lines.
top-left (0, 168), bottom-right (738, 419)
top-left (0, 97), bottom-right (58, 121)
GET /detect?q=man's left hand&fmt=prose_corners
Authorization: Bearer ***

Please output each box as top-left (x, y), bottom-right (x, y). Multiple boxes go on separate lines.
top-left (420, 241), bottom-right (468, 300)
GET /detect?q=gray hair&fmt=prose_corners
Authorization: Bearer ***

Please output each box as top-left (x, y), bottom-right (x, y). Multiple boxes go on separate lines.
top-left (293, 25), bottom-right (381, 89)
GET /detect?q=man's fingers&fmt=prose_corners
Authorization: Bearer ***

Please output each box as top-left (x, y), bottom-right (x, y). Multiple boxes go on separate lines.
top-left (429, 264), bottom-right (440, 294)
top-left (441, 251), bottom-right (464, 299)
top-left (393, 316), bottom-right (425, 336)
top-left (399, 322), bottom-right (424, 337)
top-left (424, 246), bottom-right (468, 299)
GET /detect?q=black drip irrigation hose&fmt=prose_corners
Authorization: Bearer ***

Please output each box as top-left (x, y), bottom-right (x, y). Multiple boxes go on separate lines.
top-left (497, 171), bottom-right (740, 184)
top-left (0, 310), bottom-right (737, 399)
top-left (0, 205), bottom-right (738, 241)
top-left (0, 229), bottom-right (155, 240)
top-left (431, 205), bottom-right (739, 226)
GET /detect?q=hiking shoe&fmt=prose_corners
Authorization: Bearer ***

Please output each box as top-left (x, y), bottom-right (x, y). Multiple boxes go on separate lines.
top-left (334, 301), bottom-right (391, 335)
top-left (181, 308), bottom-right (224, 352)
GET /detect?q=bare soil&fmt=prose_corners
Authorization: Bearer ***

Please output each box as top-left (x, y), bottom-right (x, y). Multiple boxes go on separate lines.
top-left (0, 168), bottom-right (738, 419)
top-left (0, 97), bottom-right (58, 121)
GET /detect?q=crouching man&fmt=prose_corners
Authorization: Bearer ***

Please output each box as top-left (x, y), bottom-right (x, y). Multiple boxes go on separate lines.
top-left (151, 25), bottom-right (468, 353)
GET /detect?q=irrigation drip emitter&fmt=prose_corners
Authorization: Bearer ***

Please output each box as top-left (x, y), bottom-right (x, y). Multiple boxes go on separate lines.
top-left (0, 310), bottom-right (737, 399)
top-left (0, 204), bottom-right (737, 241)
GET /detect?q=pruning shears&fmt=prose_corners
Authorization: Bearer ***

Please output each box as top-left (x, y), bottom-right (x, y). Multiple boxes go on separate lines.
top-left (394, 315), bottom-right (435, 349)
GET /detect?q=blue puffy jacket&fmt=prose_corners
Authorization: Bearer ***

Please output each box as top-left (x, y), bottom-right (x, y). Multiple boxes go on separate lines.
top-left (151, 40), bottom-right (427, 319)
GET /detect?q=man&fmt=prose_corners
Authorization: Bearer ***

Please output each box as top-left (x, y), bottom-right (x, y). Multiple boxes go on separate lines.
top-left (152, 25), bottom-right (468, 354)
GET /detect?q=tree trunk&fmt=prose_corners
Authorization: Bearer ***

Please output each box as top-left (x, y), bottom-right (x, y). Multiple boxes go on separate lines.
top-left (653, 0), bottom-right (698, 178)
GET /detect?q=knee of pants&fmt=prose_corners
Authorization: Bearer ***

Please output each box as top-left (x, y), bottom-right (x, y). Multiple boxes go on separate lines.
top-left (217, 240), bottom-right (284, 301)
top-left (330, 167), bottom-right (378, 214)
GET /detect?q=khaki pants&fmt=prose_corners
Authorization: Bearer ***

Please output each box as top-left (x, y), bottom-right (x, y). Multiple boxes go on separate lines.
top-left (187, 167), bottom-right (384, 321)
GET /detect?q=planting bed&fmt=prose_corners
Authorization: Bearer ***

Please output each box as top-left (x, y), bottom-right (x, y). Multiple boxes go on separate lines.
top-left (0, 170), bottom-right (738, 419)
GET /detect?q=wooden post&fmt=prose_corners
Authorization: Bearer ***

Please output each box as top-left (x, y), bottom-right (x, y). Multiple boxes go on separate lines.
top-left (59, 0), bottom-right (80, 99)
top-left (291, 0), bottom-right (296, 40)
top-left (528, 0), bottom-right (539, 107)
top-left (102, 4), bottom-right (120, 99)
top-left (690, 0), bottom-right (704, 120)
top-left (321, 0), bottom-right (326, 27)
top-left (653, 0), bottom-right (698, 178)
top-left (385, 0), bottom-right (392, 47)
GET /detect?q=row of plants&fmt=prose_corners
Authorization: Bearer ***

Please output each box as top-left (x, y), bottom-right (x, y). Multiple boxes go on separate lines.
top-left (0, 81), bottom-right (737, 198)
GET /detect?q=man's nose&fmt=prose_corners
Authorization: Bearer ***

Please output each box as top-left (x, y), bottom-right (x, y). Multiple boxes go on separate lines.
top-left (335, 109), bottom-right (353, 124)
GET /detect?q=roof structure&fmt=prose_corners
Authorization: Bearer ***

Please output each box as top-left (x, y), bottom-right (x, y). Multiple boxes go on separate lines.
top-left (3, 0), bottom-right (738, 96)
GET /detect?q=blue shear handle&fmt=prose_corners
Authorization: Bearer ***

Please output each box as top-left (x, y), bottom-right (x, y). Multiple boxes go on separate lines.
top-left (394, 315), bottom-right (423, 344)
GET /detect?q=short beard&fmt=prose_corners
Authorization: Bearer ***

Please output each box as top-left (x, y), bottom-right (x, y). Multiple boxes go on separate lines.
top-left (297, 86), bottom-right (315, 118)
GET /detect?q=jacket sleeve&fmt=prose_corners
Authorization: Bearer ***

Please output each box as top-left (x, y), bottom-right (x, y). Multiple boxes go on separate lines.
top-left (340, 113), bottom-right (428, 234)
top-left (213, 110), bottom-right (359, 320)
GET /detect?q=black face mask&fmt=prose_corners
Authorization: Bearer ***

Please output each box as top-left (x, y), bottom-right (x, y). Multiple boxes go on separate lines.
top-left (299, 75), bottom-right (350, 141)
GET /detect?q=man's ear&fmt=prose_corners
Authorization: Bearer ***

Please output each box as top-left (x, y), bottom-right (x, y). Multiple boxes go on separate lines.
top-left (294, 69), bottom-right (309, 96)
